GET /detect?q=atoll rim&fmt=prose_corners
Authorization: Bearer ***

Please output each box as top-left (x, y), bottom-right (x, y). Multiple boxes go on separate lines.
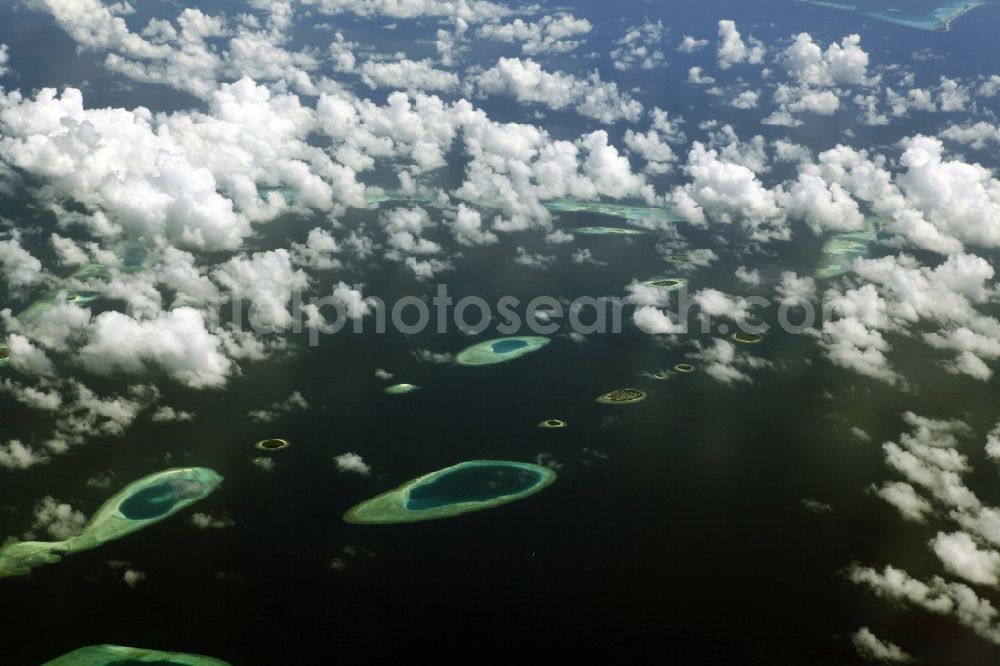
top-left (673, 363), bottom-right (696, 373)
top-left (731, 332), bottom-right (764, 344)
top-left (538, 419), bottom-right (567, 429)
top-left (596, 388), bottom-right (647, 405)
top-left (384, 383), bottom-right (420, 395)
top-left (667, 254), bottom-right (691, 263)
top-left (42, 644), bottom-right (231, 666)
top-left (0, 344), bottom-right (9, 366)
top-left (0, 468), bottom-right (222, 578)
top-left (344, 460), bottom-right (557, 524)
top-left (255, 438), bottom-right (290, 451)
top-left (455, 336), bottom-right (550, 366)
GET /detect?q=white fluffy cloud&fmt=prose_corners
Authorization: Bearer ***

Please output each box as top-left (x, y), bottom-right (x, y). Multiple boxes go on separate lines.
top-left (477, 13), bottom-right (592, 54)
top-left (31, 496), bottom-right (87, 540)
top-left (716, 20), bottom-right (764, 70)
top-left (333, 451), bottom-right (371, 475)
top-left (475, 57), bottom-right (643, 123)
top-left (931, 531), bottom-right (1000, 587)
top-left (359, 59), bottom-right (459, 91)
top-left (78, 308), bottom-right (233, 388)
top-left (851, 627), bottom-right (913, 663)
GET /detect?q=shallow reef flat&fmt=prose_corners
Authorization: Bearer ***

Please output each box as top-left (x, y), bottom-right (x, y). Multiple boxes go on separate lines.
top-left (542, 199), bottom-right (677, 224)
top-left (793, 0), bottom-right (987, 30)
top-left (456, 336), bottom-right (550, 366)
top-left (42, 644), bottom-right (231, 666)
top-left (0, 467), bottom-right (222, 578)
top-left (815, 222), bottom-right (879, 279)
top-left (344, 460), bottom-right (557, 524)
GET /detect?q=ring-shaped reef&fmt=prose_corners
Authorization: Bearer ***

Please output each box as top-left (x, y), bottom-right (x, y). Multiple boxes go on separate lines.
top-left (0, 467), bottom-right (222, 578)
top-left (731, 332), bottom-right (763, 344)
top-left (673, 363), bottom-right (696, 374)
top-left (384, 383), bottom-right (420, 395)
top-left (642, 277), bottom-right (688, 291)
top-left (538, 419), bottom-right (567, 429)
top-left (255, 438), bottom-right (290, 451)
top-left (344, 460), bottom-right (556, 524)
top-left (596, 388), bottom-right (647, 405)
top-left (456, 336), bottom-right (550, 366)
top-left (667, 254), bottom-right (691, 263)
top-left (42, 644), bottom-right (231, 666)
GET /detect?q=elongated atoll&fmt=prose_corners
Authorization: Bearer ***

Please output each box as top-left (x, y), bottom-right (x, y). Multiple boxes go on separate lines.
top-left (673, 363), bottom-right (695, 374)
top-left (456, 336), bottom-right (550, 366)
top-left (596, 388), bottom-right (647, 405)
top-left (792, 0), bottom-right (985, 31)
top-left (344, 460), bottom-right (556, 524)
top-left (42, 644), bottom-right (231, 666)
top-left (542, 199), bottom-right (677, 224)
top-left (0, 467), bottom-right (222, 578)
top-left (384, 383), bottom-right (420, 394)
top-left (538, 419), bottom-right (567, 429)
top-left (573, 226), bottom-right (648, 236)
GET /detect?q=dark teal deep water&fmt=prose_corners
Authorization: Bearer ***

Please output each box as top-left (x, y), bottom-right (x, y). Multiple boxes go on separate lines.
top-left (118, 484), bottom-right (181, 521)
top-left (405, 465), bottom-right (542, 510)
top-left (490, 339), bottom-right (528, 354)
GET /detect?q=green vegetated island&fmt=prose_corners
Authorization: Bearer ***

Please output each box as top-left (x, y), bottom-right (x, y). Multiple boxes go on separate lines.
top-left (456, 336), bottom-right (550, 366)
top-left (0, 467), bottom-right (222, 578)
top-left (596, 388), bottom-right (647, 405)
top-left (344, 460), bottom-right (556, 524)
top-left (42, 644), bottom-right (231, 666)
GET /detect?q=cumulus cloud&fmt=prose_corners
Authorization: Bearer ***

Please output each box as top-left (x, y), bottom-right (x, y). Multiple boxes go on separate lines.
top-left (477, 13), bottom-right (592, 54)
top-left (670, 141), bottom-right (786, 241)
top-left (31, 496), bottom-right (86, 539)
top-left (190, 512), bottom-right (234, 529)
top-left (0, 440), bottom-right (48, 470)
top-left (781, 33), bottom-right (874, 87)
top-left (716, 20), bottom-right (764, 70)
top-left (359, 58), bottom-right (459, 92)
top-left (248, 390), bottom-right (309, 422)
top-left (931, 531), bottom-right (1000, 587)
top-left (333, 451), bottom-right (371, 475)
top-left (77, 308), bottom-right (233, 389)
top-left (851, 627), bottom-right (913, 663)
top-left (611, 19), bottom-right (665, 71)
top-left (691, 339), bottom-right (768, 385)
top-left (475, 57), bottom-right (643, 123)
top-left (678, 36), bottom-right (708, 53)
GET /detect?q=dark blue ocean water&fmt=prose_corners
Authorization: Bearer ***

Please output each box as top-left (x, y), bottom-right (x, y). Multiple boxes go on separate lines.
top-left (1, 1), bottom-right (1000, 665)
